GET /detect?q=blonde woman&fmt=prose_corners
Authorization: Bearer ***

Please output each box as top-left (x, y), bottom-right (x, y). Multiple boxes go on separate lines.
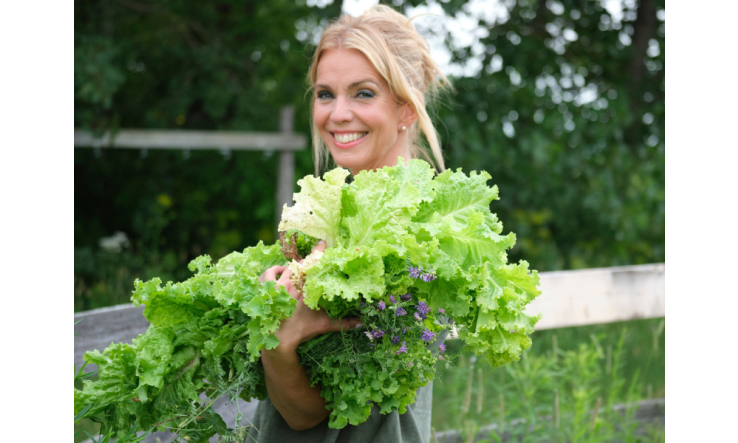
top-left (253, 6), bottom-right (451, 442)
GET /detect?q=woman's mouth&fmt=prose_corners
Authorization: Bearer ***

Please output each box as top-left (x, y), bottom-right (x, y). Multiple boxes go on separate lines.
top-left (331, 132), bottom-right (368, 149)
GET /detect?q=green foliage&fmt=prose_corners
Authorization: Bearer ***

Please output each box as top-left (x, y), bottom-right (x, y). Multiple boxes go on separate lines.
top-left (75, 243), bottom-right (293, 440)
top-left (74, 0), bottom-right (664, 307)
top-left (432, 317), bottom-right (665, 441)
top-left (410, 0), bottom-right (665, 270)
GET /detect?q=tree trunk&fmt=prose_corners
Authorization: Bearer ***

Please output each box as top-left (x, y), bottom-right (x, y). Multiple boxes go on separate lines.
top-left (629, 0), bottom-right (656, 85)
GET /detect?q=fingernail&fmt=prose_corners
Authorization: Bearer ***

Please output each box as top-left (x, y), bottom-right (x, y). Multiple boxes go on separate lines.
top-left (317, 240), bottom-right (326, 245)
top-left (354, 323), bottom-right (364, 329)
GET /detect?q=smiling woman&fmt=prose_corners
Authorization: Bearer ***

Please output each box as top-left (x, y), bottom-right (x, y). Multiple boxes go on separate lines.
top-left (248, 5), bottom-right (453, 443)
top-left (308, 5), bottom-right (451, 176)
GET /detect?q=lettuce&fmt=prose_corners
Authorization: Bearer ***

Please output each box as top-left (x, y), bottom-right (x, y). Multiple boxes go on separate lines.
top-left (280, 159), bottom-right (542, 427)
top-left (75, 242), bottom-right (292, 440)
top-left (75, 159), bottom-right (541, 437)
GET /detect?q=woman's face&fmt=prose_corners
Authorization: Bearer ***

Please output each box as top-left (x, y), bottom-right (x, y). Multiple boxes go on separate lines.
top-left (313, 48), bottom-right (415, 175)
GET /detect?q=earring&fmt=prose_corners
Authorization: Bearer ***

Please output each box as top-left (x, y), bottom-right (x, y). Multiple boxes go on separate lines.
top-left (401, 126), bottom-right (407, 131)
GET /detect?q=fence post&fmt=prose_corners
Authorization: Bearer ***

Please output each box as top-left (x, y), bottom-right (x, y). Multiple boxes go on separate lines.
top-left (276, 106), bottom-right (295, 231)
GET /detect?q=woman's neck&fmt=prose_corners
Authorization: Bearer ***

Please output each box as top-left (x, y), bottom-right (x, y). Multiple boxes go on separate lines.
top-left (350, 142), bottom-right (412, 176)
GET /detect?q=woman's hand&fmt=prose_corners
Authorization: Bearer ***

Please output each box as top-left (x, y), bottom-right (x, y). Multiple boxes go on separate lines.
top-left (257, 240), bottom-right (361, 430)
top-left (260, 241), bottom-right (362, 353)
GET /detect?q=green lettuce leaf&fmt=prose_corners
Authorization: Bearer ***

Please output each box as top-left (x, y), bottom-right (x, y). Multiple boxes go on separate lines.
top-left (133, 326), bottom-right (175, 390)
top-left (340, 160), bottom-right (433, 248)
top-left (278, 167), bottom-right (350, 247)
top-left (414, 168), bottom-right (503, 234)
top-left (303, 245), bottom-right (386, 312)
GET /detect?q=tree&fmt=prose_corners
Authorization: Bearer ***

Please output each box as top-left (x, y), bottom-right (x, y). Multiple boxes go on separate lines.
top-left (74, 0), bottom-right (665, 310)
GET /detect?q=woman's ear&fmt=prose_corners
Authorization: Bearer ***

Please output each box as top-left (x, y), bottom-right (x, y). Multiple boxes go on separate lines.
top-left (399, 102), bottom-right (417, 129)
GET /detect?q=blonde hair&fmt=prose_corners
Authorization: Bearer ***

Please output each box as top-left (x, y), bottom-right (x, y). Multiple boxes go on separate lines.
top-left (308, 5), bottom-right (451, 176)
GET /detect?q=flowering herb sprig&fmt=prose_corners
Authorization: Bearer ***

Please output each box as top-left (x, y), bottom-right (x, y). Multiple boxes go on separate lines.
top-left (421, 328), bottom-right (436, 343)
top-left (396, 341), bottom-right (408, 355)
top-left (406, 258), bottom-right (437, 282)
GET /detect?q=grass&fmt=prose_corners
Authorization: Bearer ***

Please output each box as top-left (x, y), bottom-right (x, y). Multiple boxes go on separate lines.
top-left (431, 317), bottom-right (665, 442)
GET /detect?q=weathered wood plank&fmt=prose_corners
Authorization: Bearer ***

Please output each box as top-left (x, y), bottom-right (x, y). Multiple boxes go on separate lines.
top-left (525, 263), bottom-right (665, 330)
top-left (74, 304), bottom-right (149, 372)
top-left (276, 106), bottom-right (296, 226)
top-left (74, 129), bottom-right (306, 151)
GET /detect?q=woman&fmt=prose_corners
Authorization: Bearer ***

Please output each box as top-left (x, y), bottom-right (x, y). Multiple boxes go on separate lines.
top-left (248, 6), bottom-right (451, 442)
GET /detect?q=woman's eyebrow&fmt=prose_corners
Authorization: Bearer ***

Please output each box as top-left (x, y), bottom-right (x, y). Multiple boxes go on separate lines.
top-left (315, 79), bottom-right (380, 90)
top-left (349, 79), bottom-right (380, 89)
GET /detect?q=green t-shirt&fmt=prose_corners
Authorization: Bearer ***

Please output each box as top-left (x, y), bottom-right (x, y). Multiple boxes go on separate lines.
top-left (245, 382), bottom-right (433, 443)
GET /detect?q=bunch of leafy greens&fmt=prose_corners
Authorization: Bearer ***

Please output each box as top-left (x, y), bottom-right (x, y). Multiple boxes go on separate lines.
top-left (74, 243), bottom-right (295, 441)
top-left (280, 159), bottom-right (541, 427)
top-left (75, 159), bottom-right (541, 438)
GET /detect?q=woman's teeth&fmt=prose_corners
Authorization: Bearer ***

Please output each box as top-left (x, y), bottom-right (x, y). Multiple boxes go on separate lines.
top-left (334, 132), bottom-right (367, 143)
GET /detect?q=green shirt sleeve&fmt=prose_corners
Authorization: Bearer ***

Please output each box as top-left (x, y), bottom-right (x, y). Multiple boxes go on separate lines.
top-left (245, 381), bottom-right (433, 443)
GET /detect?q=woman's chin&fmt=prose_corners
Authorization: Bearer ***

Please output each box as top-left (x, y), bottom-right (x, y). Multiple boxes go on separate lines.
top-left (328, 151), bottom-right (367, 174)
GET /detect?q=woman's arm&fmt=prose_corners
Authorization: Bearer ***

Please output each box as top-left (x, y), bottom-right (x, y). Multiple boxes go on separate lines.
top-left (259, 243), bottom-right (362, 430)
top-left (260, 342), bottom-right (328, 430)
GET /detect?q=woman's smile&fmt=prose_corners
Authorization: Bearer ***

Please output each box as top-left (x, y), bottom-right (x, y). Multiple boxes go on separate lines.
top-left (331, 131), bottom-right (368, 148)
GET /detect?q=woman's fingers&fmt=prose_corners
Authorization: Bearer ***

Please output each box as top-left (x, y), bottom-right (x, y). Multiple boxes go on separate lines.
top-left (326, 316), bottom-right (363, 333)
top-left (260, 265), bottom-right (288, 283)
top-left (311, 240), bottom-right (327, 255)
top-left (277, 267), bottom-right (292, 286)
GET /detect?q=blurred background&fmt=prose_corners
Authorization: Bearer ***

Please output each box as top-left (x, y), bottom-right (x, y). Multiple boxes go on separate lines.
top-left (74, 0), bottom-right (664, 440)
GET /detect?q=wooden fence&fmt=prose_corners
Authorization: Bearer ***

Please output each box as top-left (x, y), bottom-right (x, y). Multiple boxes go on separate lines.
top-left (74, 106), bottom-right (306, 226)
top-left (74, 262), bottom-right (664, 442)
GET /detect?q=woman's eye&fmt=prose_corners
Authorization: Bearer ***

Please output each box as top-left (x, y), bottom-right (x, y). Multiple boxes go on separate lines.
top-left (317, 91), bottom-right (333, 99)
top-left (357, 90), bottom-right (375, 99)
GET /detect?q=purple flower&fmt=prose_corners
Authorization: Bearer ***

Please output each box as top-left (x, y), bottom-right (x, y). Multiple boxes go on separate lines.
top-left (389, 294), bottom-right (397, 304)
top-left (396, 306), bottom-right (407, 316)
top-left (407, 361), bottom-right (414, 367)
top-left (401, 293), bottom-right (413, 302)
top-left (372, 329), bottom-right (385, 338)
top-left (416, 301), bottom-right (431, 316)
top-left (377, 301), bottom-right (386, 310)
top-left (414, 312), bottom-right (422, 321)
top-left (439, 343), bottom-right (447, 354)
top-left (421, 328), bottom-right (437, 343)
top-left (420, 272), bottom-right (437, 282)
top-left (402, 327), bottom-right (409, 334)
top-left (408, 265), bottom-right (422, 279)
top-left (365, 331), bottom-right (374, 341)
top-left (396, 341), bottom-right (408, 355)
top-left (437, 308), bottom-right (446, 315)
top-left (391, 335), bottom-right (400, 344)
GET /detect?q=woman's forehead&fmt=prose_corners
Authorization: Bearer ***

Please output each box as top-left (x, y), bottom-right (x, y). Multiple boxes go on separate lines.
top-left (316, 48), bottom-right (386, 87)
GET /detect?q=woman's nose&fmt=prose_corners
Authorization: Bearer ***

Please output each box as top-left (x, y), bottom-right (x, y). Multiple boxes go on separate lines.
top-left (330, 96), bottom-right (353, 123)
